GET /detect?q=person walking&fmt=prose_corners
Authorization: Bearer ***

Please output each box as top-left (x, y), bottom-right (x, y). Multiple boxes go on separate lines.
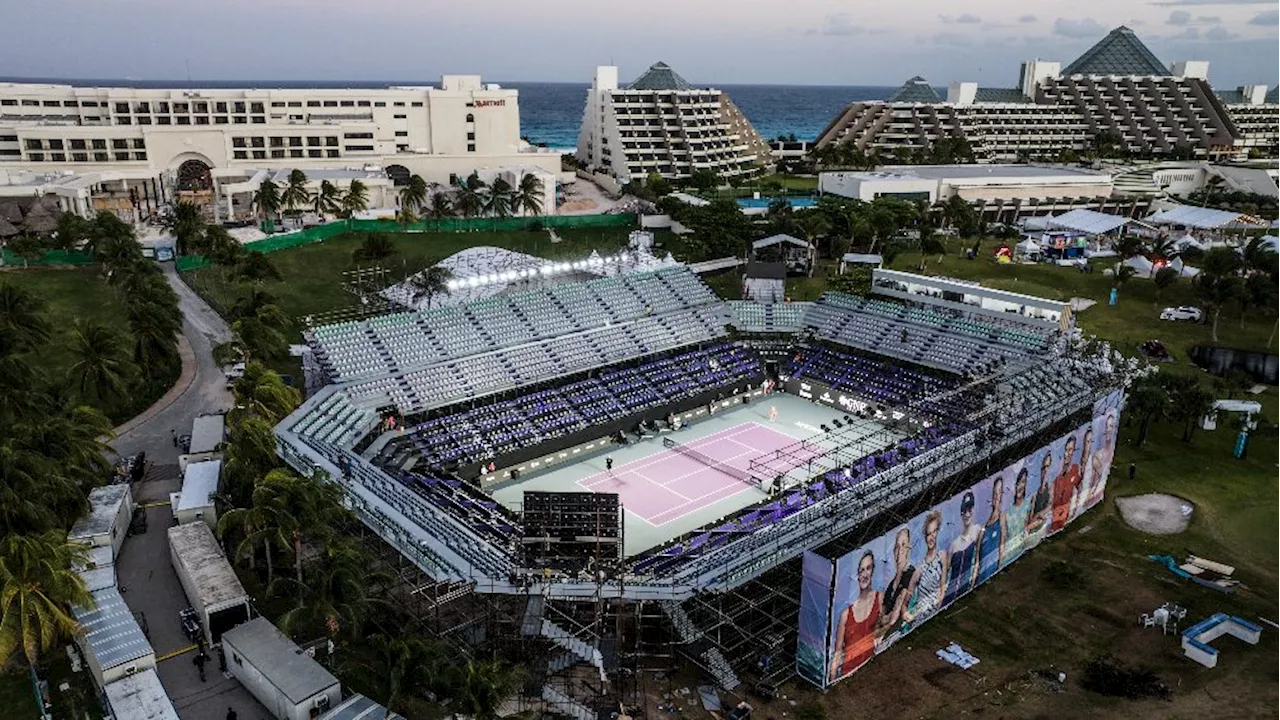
top-left (226, 708), bottom-right (238, 720)
top-left (605, 456), bottom-right (614, 473)
top-left (1128, 462), bottom-right (1136, 481)
top-left (769, 405), bottom-right (778, 423)
top-left (193, 650), bottom-right (207, 682)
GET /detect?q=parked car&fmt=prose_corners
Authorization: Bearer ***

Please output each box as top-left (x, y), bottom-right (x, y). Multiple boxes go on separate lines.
top-left (1160, 306), bottom-right (1202, 322)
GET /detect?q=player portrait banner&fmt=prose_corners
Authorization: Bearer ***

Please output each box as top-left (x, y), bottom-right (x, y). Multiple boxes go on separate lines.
top-left (807, 395), bottom-right (1123, 687)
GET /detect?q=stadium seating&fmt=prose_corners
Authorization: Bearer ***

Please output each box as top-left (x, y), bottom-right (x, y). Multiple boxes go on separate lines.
top-left (308, 267), bottom-right (720, 384)
top-left (728, 301), bottom-right (809, 333)
top-left (386, 343), bottom-right (764, 474)
top-left (783, 344), bottom-right (957, 409)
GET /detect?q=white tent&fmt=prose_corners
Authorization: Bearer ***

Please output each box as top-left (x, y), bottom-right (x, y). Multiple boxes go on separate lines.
top-left (1174, 233), bottom-right (1208, 251)
top-left (1146, 204), bottom-right (1266, 230)
top-left (1022, 215), bottom-right (1054, 232)
top-left (1124, 256), bottom-right (1155, 276)
top-left (1045, 208), bottom-right (1130, 235)
top-left (1015, 238), bottom-right (1042, 259)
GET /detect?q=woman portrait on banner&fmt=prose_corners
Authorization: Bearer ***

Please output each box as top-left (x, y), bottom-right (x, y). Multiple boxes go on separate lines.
top-left (1085, 411), bottom-right (1117, 509)
top-left (1069, 424), bottom-right (1095, 523)
top-left (1050, 432), bottom-right (1083, 534)
top-left (1001, 463), bottom-right (1032, 567)
top-left (943, 491), bottom-right (983, 606)
top-left (976, 474), bottom-right (1005, 585)
top-left (1025, 447), bottom-right (1055, 546)
top-left (829, 549), bottom-right (883, 681)
top-left (874, 526), bottom-right (919, 650)
top-left (903, 510), bottom-right (946, 630)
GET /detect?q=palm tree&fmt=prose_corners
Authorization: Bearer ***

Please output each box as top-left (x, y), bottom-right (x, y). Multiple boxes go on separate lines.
top-left (25, 406), bottom-right (115, 492)
top-left (485, 177), bottom-right (515, 220)
top-left (1196, 272), bottom-right (1240, 342)
top-left (513, 173), bottom-right (546, 217)
top-left (1163, 375), bottom-right (1215, 443)
top-left (345, 634), bottom-right (443, 713)
top-left (353, 234), bottom-right (397, 263)
top-left (232, 363), bottom-right (301, 423)
top-left (340, 180), bottom-right (369, 218)
top-left (164, 201), bottom-right (206, 256)
top-left (218, 470), bottom-right (296, 585)
top-left (1240, 272), bottom-right (1278, 329)
top-left (271, 538), bottom-right (390, 640)
top-left (1114, 235), bottom-right (1146, 260)
top-left (0, 531), bottom-right (93, 667)
top-left (127, 302), bottom-right (181, 376)
top-left (426, 192), bottom-right (454, 229)
top-left (68, 321), bottom-right (134, 405)
top-left (409, 266), bottom-right (454, 308)
top-left (456, 173), bottom-right (486, 221)
top-left (1126, 377), bottom-right (1168, 447)
top-left (1148, 236), bottom-right (1179, 266)
top-left (0, 283), bottom-right (51, 355)
top-left (312, 180), bottom-right (344, 221)
top-left (206, 225), bottom-right (245, 278)
top-left (451, 658), bottom-right (526, 720)
top-left (394, 208), bottom-right (417, 232)
top-left (400, 174), bottom-right (428, 216)
top-left (235, 251), bottom-right (282, 284)
top-left (1113, 263), bottom-right (1137, 295)
top-left (1241, 235), bottom-right (1278, 276)
top-left (280, 170), bottom-right (312, 225)
top-left (252, 180), bottom-right (283, 228)
top-left (1152, 266), bottom-right (1179, 303)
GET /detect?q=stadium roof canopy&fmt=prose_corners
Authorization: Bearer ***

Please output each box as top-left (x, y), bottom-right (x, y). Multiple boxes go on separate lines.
top-left (1043, 209), bottom-right (1131, 235)
top-left (1146, 204), bottom-right (1267, 229)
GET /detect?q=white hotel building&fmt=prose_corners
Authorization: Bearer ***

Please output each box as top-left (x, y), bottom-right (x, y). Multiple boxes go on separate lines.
top-left (576, 63), bottom-right (771, 184)
top-left (0, 75), bottom-right (559, 196)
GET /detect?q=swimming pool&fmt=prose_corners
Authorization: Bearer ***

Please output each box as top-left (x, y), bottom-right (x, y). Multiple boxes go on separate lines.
top-left (736, 196), bottom-right (818, 209)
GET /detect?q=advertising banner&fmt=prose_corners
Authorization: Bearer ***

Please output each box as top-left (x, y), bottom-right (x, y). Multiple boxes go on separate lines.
top-left (796, 552), bottom-right (834, 685)
top-left (810, 395), bottom-right (1122, 687)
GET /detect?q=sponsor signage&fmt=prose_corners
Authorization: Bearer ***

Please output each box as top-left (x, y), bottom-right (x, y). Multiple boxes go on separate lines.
top-left (474, 99), bottom-right (506, 108)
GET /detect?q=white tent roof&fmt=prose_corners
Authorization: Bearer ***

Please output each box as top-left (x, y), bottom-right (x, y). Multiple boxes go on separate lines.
top-left (753, 234), bottom-right (809, 250)
top-left (841, 253), bottom-right (883, 264)
top-left (1015, 238), bottom-right (1042, 253)
top-left (1044, 209), bottom-right (1130, 235)
top-left (1146, 204), bottom-right (1265, 229)
top-left (1022, 215), bottom-right (1053, 231)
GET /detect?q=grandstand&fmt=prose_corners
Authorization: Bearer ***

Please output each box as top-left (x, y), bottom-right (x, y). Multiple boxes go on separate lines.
top-left (275, 259), bottom-right (1120, 711)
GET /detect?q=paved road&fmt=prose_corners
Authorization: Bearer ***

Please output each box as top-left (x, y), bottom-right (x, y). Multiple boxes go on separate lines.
top-left (112, 264), bottom-right (234, 466)
top-left (110, 265), bottom-right (267, 720)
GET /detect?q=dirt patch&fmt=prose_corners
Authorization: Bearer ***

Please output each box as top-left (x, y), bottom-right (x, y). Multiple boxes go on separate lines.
top-left (1115, 494), bottom-right (1194, 535)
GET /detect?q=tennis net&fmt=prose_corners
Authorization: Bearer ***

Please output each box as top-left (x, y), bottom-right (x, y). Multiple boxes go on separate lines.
top-left (662, 437), bottom-right (760, 488)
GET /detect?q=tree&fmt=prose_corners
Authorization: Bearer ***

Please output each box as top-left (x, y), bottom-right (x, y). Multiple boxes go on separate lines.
top-left (0, 283), bottom-right (51, 355)
top-left (1147, 236), bottom-right (1179, 265)
top-left (1239, 272), bottom-right (1277, 329)
top-left (1200, 246), bottom-right (1243, 278)
top-left (1152, 266), bottom-right (1179, 302)
top-left (205, 225), bottom-right (245, 278)
top-left (5, 234), bottom-right (45, 268)
top-left (217, 469), bottom-right (297, 585)
top-left (400, 174), bottom-right (428, 216)
top-left (252, 180), bottom-right (283, 227)
top-left (644, 172), bottom-right (672, 198)
top-left (344, 633), bottom-right (444, 713)
top-left (426, 192), bottom-right (455, 227)
top-left (450, 658), bottom-right (527, 720)
top-left (312, 180), bottom-right (344, 220)
top-left (1163, 375), bottom-right (1215, 443)
top-left (234, 251), bottom-right (282, 284)
top-left (409, 266), bottom-right (454, 307)
top-left (271, 537), bottom-right (390, 640)
top-left (1113, 263), bottom-right (1137, 294)
top-left (0, 531), bottom-right (93, 667)
top-left (1196, 272), bottom-right (1240, 342)
top-left (340, 180), bottom-right (369, 218)
top-left (231, 362), bottom-right (301, 424)
top-left (353, 234), bottom-right (396, 263)
top-left (52, 213), bottom-right (92, 252)
top-left (1126, 377), bottom-right (1168, 447)
top-left (280, 169), bottom-right (312, 222)
top-left (1241, 235), bottom-right (1278, 277)
top-left (689, 168), bottom-right (720, 192)
top-left (164, 200), bottom-right (206, 256)
top-left (456, 173), bottom-right (486, 220)
top-left (1114, 235), bottom-right (1146, 260)
top-left (68, 321), bottom-right (134, 406)
top-left (484, 177), bottom-right (514, 219)
top-left (513, 173), bottom-right (545, 217)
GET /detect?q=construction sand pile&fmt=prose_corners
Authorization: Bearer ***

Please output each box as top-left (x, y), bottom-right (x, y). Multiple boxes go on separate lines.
top-left (1115, 493), bottom-right (1194, 535)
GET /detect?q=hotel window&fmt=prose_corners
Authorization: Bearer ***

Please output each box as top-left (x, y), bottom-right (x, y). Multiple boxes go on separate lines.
top-left (177, 116), bottom-right (190, 125)
top-left (233, 102), bottom-right (245, 113)
top-left (173, 103), bottom-right (188, 113)
top-left (233, 116), bottom-right (247, 124)
top-left (48, 139), bottom-right (64, 150)
top-left (51, 153), bottom-right (66, 162)
top-left (0, 99), bottom-right (16, 106)
top-left (288, 137), bottom-right (302, 146)
top-left (326, 149), bottom-right (340, 158)
top-left (271, 149), bottom-right (285, 159)
top-left (250, 102), bottom-right (264, 113)
top-left (393, 101), bottom-right (404, 107)
top-left (252, 150), bottom-right (266, 159)
top-left (136, 102), bottom-right (150, 113)
top-left (308, 149), bottom-right (322, 158)
top-left (467, 143), bottom-right (475, 152)
top-left (343, 132), bottom-right (373, 139)
top-left (396, 144), bottom-right (408, 152)
top-left (215, 116), bottom-right (228, 124)
top-left (289, 149), bottom-right (303, 158)
top-left (323, 101), bottom-right (337, 107)
top-left (395, 131), bottom-right (407, 137)
top-left (0, 149), bottom-right (18, 157)
top-left (340, 101), bottom-right (354, 107)
top-left (271, 102), bottom-right (285, 108)
top-left (42, 100), bottom-right (60, 107)
top-left (466, 131), bottom-right (475, 140)
top-left (28, 153), bottom-right (43, 161)
top-left (0, 135), bottom-right (16, 141)
top-left (250, 137), bottom-right (265, 148)
top-left (358, 101), bottom-right (370, 107)
top-left (288, 101), bottom-right (301, 107)
top-left (345, 145), bottom-right (373, 151)
top-left (114, 152), bottom-right (130, 161)
top-left (112, 139), bottom-right (128, 149)
top-left (158, 102), bottom-right (169, 113)
top-left (307, 101), bottom-right (320, 107)
top-left (325, 137), bottom-right (339, 146)
top-left (91, 139), bottom-right (106, 150)
top-left (394, 114), bottom-right (406, 119)
top-left (374, 102), bottom-right (386, 107)
top-left (21, 100), bottom-right (39, 106)
top-left (138, 116), bottom-right (151, 125)
top-left (24, 139), bottom-right (41, 150)
top-left (251, 116), bottom-right (265, 124)
top-left (411, 102), bottom-right (423, 107)
top-left (64, 101), bottom-right (79, 107)
top-left (306, 136), bottom-right (320, 146)
top-left (465, 113), bottom-right (474, 123)
top-left (94, 152), bottom-right (108, 162)
top-left (233, 150), bottom-right (248, 160)
top-left (194, 102), bottom-right (208, 112)
top-left (132, 139), bottom-right (145, 148)
top-left (157, 116), bottom-right (171, 125)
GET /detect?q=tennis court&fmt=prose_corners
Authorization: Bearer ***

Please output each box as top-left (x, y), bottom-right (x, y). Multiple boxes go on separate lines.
top-left (578, 422), bottom-right (820, 526)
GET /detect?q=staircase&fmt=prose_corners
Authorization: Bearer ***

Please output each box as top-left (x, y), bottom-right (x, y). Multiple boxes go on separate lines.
top-left (541, 685), bottom-right (595, 720)
top-left (700, 647), bottom-right (742, 691)
top-left (660, 600), bottom-right (741, 691)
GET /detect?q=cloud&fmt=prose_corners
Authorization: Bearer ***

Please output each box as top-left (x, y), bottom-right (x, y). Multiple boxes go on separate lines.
top-left (1168, 10), bottom-right (1192, 23)
top-left (1053, 18), bottom-right (1106, 37)
top-left (812, 13), bottom-right (865, 36)
top-left (931, 32), bottom-right (974, 46)
top-left (1151, 0), bottom-right (1272, 5)
top-left (1198, 15), bottom-right (1221, 22)
top-left (1247, 9), bottom-right (1278, 25)
top-left (1018, 14), bottom-right (1037, 23)
top-left (1173, 26), bottom-right (1201, 38)
top-left (1204, 26), bottom-right (1238, 39)
top-left (939, 13), bottom-right (982, 24)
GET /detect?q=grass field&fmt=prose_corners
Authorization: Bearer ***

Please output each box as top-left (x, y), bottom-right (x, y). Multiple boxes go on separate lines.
top-left (183, 227), bottom-right (646, 337)
top-left (0, 267), bottom-right (171, 424)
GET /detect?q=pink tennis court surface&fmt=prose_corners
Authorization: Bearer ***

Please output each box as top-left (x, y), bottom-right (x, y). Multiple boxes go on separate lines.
top-left (578, 422), bottom-right (821, 526)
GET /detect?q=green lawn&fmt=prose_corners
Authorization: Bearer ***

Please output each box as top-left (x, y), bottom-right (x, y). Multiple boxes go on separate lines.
top-left (183, 227), bottom-right (648, 338)
top-left (0, 267), bottom-right (170, 424)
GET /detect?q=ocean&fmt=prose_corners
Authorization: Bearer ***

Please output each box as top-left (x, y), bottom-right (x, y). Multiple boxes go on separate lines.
top-left (0, 76), bottom-right (895, 150)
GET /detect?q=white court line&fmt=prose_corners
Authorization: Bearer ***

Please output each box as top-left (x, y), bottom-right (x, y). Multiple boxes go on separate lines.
top-left (577, 422), bottom-right (766, 488)
top-left (630, 468), bottom-right (692, 501)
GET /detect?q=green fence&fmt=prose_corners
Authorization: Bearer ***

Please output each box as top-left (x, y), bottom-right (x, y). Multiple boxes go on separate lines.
top-left (1, 248), bottom-right (95, 267)
top-left (176, 213), bottom-right (638, 272)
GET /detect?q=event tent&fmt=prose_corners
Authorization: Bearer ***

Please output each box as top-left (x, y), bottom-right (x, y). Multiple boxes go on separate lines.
top-left (1146, 204), bottom-right (1266, 230)
top-left (1043, 208), bottom-right (1131, 235)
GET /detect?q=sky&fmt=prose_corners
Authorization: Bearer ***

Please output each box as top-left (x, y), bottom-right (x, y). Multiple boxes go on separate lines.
top-left (1, 0), bottom-right (1276, 88)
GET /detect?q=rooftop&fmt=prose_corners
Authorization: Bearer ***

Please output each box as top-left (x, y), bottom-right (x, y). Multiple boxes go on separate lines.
top-left (887, 76), bottom-right (942, 103)
top-left (319, 694), bottom-right (404, 720)
top-left (74, 587), bottom-right (153, 671)
top-left (177, 459), bottom-right (222, 513)
top-left (188, 413), bottom-right (226, 455)
top-left (626, 62), bottom-right (695, 91)
top-left (167, 523), bottom-right (248, 609)
top-left (973, 87), bottom-right (1033, 104)
top-left (69, 484), bottom-right (131, 541)
top-left (222, 618), bottom-right (340, 704)
top-left (103, 668), bottom-right (179, 720)
top-left (1062, 26), bottom-right (1169, 77)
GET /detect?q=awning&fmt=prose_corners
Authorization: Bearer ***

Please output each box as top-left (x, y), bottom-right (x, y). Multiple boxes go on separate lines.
top-left (1044, 208), bottom-right (1129, 235)
top-left (1146, 203), bottom-right (1266, 230)
top-left (753, 234), bottom-right (810, 250)
top-left (841, 253), bottom-right (883, 264)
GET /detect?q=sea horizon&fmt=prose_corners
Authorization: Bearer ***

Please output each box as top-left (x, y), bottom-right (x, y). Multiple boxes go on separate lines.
top-left (0, 75), bottom-right (897, 146)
